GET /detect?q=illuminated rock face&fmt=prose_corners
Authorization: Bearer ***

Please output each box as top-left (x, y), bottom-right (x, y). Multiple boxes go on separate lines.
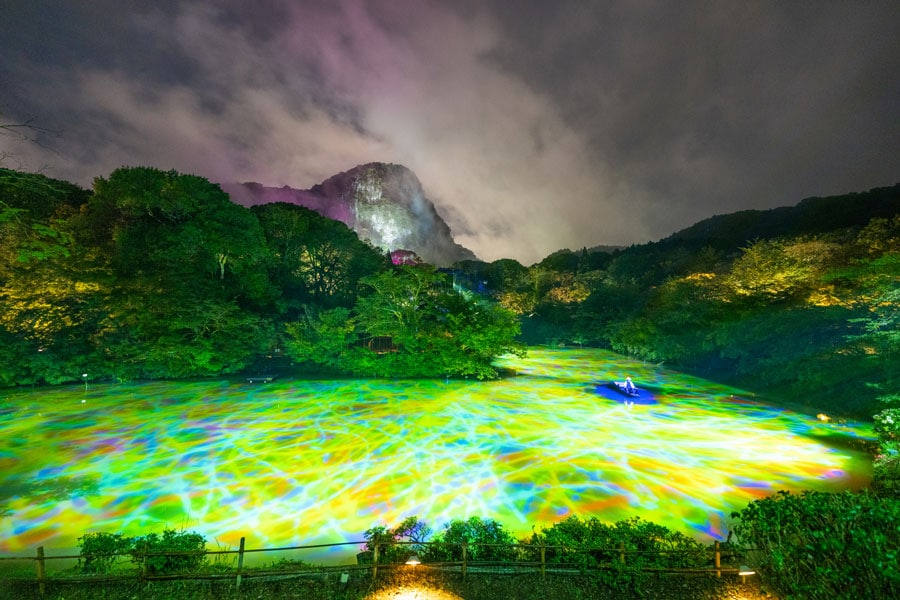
top-left (224, 163), bottom-right (477, 267)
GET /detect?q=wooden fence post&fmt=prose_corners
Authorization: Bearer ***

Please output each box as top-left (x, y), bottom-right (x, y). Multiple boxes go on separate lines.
top-left (141, 542), bottom-right (149, 580)
top-left (618, 542), bottom-right (625, 565)
top-left (540, 544), bottom-right (546, 581)
top-left (235, 537), bottom-right (245, 591)
top-left (36, 546), bottom-right (46, 597)
top-left (372, 544), bottom-right (379, 581)
top-left (714, 540), bottom-right (721, 578)
top-left (461, 543), bottom-right (467, 580)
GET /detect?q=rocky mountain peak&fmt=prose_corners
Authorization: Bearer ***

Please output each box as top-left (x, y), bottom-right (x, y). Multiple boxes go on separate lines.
top-left (224, 162), bottom-right (476, 267)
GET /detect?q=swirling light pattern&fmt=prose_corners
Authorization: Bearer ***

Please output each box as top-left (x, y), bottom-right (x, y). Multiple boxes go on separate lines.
top-left (0, 348), bottom-right (872, 562)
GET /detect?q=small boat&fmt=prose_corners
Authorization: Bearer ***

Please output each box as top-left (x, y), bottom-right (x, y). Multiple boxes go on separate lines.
top-left (610, 380), bottom-right (641, 397)
top-left (592, 380), bottom-right (657, 405)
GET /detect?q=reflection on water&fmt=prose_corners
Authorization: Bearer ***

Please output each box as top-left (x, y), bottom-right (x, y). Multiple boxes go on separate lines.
top-left (0, 347), bottom-right (873, 561)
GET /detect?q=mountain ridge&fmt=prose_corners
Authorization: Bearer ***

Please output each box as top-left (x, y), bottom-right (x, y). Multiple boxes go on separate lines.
top-left (660, 183), bottom-right (900, 250)
top-left (223, 163), bottom-right (477, 267)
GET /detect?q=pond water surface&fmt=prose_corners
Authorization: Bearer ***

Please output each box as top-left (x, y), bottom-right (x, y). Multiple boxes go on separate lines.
top-left (0, 347), bottom-right (873, 562)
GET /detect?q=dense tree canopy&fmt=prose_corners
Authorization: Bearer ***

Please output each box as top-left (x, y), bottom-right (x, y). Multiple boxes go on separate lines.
top-left (252, 202), bottom-right (388, 313)
top-left (284, 265), bottom-right (524, 379)
top-left (0, 167), bottom-right (521, 384)
top-left (450, 186), bottom-right (899, 417)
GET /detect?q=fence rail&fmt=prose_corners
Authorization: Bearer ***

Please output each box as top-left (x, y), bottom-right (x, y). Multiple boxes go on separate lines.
top-left (0, 538), bottom-right (752, 597)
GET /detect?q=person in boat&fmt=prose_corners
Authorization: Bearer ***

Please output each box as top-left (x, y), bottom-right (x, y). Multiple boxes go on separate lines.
top-left (624, 376), bottom-right (637, 395)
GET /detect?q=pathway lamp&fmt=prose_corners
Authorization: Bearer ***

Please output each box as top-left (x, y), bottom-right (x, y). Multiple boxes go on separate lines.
top-left (739, 565), bottom-right (756, 583)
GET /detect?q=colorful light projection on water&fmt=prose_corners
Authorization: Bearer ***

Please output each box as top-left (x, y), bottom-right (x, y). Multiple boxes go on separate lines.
top-left (0, 348), bottom-right (872, 561)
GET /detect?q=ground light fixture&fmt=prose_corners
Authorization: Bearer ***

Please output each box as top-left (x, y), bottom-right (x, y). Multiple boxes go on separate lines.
top-left (739, 565), bottom-right (757, 583)
top-left (405, 554), bottom-right (421, 566)
top-left (364, 585), bottom-right (462, 600)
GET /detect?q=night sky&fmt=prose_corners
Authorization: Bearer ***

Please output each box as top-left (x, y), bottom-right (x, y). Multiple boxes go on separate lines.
top-left (1, 0), bottom-right (898, 264)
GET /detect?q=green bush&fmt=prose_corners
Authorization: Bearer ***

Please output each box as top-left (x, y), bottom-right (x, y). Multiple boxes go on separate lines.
top-left (525, 515), bottom-right (706, 567)
top-left (522, 515), bottom-right (707, 593)
top-left (731, 489), bottom-right (900, 600)
top-left (76, 529), bottom-right (209, 575)
top-left (421, 516), bottom-right (518, 563)
top-left (130, 529), bottom-right (208, 575)
top-left (361, 516), bottom-right (431, 564)
top-left (872, 393), bottom-right (900, 498)
top-left (872, 454), bottom-right (900, 498)
top-left (77, 532), bottom-right (135, 574)
top-left (265, 557), bottom-right (312, 571)
top-left (523, 515), bottom-right (617, 568)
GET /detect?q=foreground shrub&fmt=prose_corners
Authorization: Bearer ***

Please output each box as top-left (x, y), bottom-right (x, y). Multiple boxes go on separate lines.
top-left (360, 516), bottom-right (431, 564)
top-left (77, 529), bottom-right (208, 575)
top-left (130, 529), bottom-right (208, 575)
top-left (522, 515), bottom-right (707, 593)
top-left (731, 489), bottom-right (900, 600)
top-left (872, 393), bottom-right (900, 498)
top-left (871, 454), bottom-right (900, 498)
top-left (527, 516), bottom-right (707, 566)
top-left (421, 516), bottom-right (518, 563)
top-left (77, 532), bottom-right (135, 574)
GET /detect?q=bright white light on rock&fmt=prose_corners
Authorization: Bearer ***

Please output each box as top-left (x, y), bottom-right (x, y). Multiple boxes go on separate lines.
top-left (369, 212), bottom-right (403, 246)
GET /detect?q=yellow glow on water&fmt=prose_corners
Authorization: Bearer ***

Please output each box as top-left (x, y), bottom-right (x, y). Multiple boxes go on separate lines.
top-left (0, 348), bottom-right (872, 561)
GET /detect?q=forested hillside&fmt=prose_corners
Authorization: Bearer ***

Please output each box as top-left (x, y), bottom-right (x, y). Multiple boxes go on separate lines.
top-left (0, 167), bottom-right (522, 386)
top-left (1, 166), bottom-right (897, 418)
top-left (452, 184), bottom-right (900, 417)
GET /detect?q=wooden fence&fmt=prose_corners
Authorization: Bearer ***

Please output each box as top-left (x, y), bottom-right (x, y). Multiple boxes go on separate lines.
top-left (0, 538), bottom-right (752, 597)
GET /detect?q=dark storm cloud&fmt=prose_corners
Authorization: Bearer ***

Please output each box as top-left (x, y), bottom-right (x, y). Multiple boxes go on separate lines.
top-left (1, 0), bottom-right (898, 264)
top-left (481, 1), bottom-right (900, 240)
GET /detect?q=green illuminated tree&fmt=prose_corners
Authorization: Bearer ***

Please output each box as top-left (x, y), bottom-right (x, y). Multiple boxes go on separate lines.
top-left (89, 167), bottom-right (269, 302)
top-left (252, 202), bottom-right (387, 312)
top-left (422, 516), bottom-right (517, 562)
top-left (0, 169), bottom-right (101, 384)
top-left (285, 265), bottom-right (523, 378)
top-left (72, 167), bottom-right (274, 379)
top-left (721, 238), bottom-right (839, 305)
